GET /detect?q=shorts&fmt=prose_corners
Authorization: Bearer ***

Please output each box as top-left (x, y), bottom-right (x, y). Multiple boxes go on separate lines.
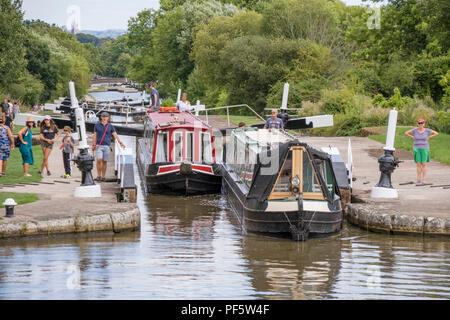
top-left (96, 145), bottom-right (111, 161)
top-left (413, 148), bottom-right (430, 163)
top-left (0, 145), bottom-right (10, 160)
top-left (41, 140), bottom-right (53, 149)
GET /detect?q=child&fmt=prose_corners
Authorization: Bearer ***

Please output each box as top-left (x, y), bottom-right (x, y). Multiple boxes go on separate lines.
top-left (60, 126), bottom-right (75, 178)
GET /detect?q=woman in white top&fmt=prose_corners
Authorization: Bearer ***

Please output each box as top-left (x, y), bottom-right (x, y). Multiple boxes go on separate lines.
top-left (176, 93), bottom-right (191, 112)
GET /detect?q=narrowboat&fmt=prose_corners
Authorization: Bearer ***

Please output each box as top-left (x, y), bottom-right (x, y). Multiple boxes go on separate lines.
top-left (137, 108), bottom-right (222, 195)
top-left (221, 127), bottom-right (344, 241)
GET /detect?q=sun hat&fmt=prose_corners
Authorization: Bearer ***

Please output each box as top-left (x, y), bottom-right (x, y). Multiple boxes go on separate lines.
top-left (26, 116), bottom-right (35, 123)
top-left (43, 115), bottom-right (52, 120)
top-left (63, 126), bottom-right (72, 132)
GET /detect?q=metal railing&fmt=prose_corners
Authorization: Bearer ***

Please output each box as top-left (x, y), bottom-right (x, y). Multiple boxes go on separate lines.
top-left (196, 104), bottom-right (265, 126)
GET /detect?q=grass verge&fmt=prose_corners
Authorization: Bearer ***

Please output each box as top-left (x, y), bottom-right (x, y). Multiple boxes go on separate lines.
top-left (368, 126), bottom-right (450, 165)
top-left (12, 125), bottom-right (40, 135)
top-left (1, 145), bottom-right (44, 184)
top-left (218, 115), bottom-right (265, 126)
top-left (0, 192), bottom-right (39, 208)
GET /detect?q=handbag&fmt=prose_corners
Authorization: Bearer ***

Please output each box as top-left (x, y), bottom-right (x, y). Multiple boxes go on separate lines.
top-left (15, 136), bottom-right (21, 147)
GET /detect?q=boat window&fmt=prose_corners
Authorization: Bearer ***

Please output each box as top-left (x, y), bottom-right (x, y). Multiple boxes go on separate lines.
top-left (155, 131), bottom-right (168, 163)
top-left (226, 135), bottom-right (235, 166)
top-left (318, 159), bottom-right (337, 198)
top-left (201, 132), bottom-right (212, 163)
top-left (174, 131), bottom-right (183, 162)
top-left (273, 151), bottom-right (292, 192)
top-left (303, 152), bottom-right (323, 197)
top-left (148, 129), bottom-right (155, 155)
top-left (268, 147), bottom-right (325, 200)
top-left (185, 131), bottom-right (194, 162)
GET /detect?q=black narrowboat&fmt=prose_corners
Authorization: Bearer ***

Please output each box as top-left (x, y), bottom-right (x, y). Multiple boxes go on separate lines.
top-left (221, 127), bottom-right (344, 241)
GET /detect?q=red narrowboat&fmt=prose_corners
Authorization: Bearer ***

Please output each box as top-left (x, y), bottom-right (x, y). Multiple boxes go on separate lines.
top-left (137, 108), bottom-right (222, 195)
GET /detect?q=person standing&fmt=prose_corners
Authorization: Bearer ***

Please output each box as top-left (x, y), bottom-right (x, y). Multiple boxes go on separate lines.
top-left (264, 109), bottom-right (284, 130)
top-left (0, 115), bottom-right (15, 176)
top-left (18, 117), bottom-right (35, 177)
top-left (7, 100), bottom-right (13, 116)
top-left (149, 82), bottom-right (161, 111)
top-left (13, 102), bottom-right (19, 120)
top-left (405, 118), bottom-right (439, 184)
top-left (60, 126), bottom-right (75, 179)
top-left (1, 98), bottom-right (9, 115)
top-left (92, 112), bottom-right (125, 182)
top-left (4, 112), bottom-right (13, 131)
top-left (176, 93), bottom-right (191, 112)
top-left (39, 115), bottom-right (60, 176)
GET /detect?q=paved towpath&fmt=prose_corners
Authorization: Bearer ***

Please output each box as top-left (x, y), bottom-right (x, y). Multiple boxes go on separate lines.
top-left (0, 134), bottom-right (140, 238)
top-left (298, 135), bottom-right (450, 235)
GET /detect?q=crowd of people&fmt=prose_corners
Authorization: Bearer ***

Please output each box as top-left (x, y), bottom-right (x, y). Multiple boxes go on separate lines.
top-left (0, 104), bottom-right (125, 181)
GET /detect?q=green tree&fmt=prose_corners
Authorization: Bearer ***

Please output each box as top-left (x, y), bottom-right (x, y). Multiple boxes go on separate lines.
top-left (0, 0), bottom-right (27, 89)
top-left (101, 35), bottom-right (132, 77)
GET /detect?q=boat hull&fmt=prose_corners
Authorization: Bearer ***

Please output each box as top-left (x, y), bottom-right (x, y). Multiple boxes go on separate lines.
top-left (221, 165), bottom-right (342, 238)
top-left (137, 139), bottom-right (221, 196)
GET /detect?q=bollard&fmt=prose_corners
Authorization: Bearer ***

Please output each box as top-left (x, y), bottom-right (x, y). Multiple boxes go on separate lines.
top-left (3, 198), bottom-right (17, 218)
top-left (371, 108), bottom-right (400, 198)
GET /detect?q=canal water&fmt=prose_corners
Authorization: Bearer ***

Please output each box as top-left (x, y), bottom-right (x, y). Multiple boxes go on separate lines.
top-left (0, 93), bottom-right (448, 299)
top-left (0, 134), bottom-right (448, 300)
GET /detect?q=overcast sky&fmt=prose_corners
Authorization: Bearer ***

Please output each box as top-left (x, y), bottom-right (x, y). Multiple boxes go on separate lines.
top-left (22, 0), bottom-right (375, 31)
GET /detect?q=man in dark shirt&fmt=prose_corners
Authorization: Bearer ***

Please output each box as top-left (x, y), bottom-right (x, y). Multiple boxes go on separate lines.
top-left (149, 82), bottom-right (161, 111)
top-left (1, 98), bottom-right (9, 114)
top-left (264, 109), bottom-right (284, 130)
top-left (92, 112), bottom-right (125, 181)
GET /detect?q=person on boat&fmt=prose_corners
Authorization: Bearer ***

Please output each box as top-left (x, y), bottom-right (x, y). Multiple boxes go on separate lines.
top-left (176, 93), bottom-right (191, 112)
top-left (39, 115), bottom-right (60, 176)
top-left (0, 114), bottom-right (14, 176)
top-left (149, 82), bottom-right (161, 111)
top-left (405, 119), bottom-right (438, 184)
top-left (264, 109), bottom-right (284, 130)
top-left (18, 117), bottom-right (36, 177)
top-left (92, 111), bottom-right (125, 182)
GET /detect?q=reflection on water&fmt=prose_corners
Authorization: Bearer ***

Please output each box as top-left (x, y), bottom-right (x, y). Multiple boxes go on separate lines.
top-left (0, 137), bottom-right (449, 299)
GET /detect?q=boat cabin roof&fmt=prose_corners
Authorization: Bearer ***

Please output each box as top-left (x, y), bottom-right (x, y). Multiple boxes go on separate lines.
top-left (147, 111), bottom-right (211, 130)
top-left (232, 127), bottom-right (297, 151)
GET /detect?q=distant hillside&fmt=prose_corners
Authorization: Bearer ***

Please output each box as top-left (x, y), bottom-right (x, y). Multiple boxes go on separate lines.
top-left (80, 29), bottom-right (127, 39)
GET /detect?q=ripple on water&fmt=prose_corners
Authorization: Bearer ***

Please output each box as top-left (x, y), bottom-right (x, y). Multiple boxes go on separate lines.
top-left (0, 137), bottom-right (449, 299)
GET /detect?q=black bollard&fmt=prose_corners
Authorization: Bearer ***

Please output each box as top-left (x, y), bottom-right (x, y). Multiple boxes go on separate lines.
top-left (375, 149), bottom-right (401, 189)
top-left (73, 148), bottom-right (96, 186)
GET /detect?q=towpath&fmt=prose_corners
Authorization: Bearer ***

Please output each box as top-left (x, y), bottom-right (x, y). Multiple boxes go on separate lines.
top-left (0, 134), bottom-right (140, 239)
top-left (298, 135), bottom-right (450, 235)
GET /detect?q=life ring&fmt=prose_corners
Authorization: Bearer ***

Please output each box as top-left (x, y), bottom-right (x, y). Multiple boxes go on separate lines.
top-left (159, 107), bottom-right (179, 113)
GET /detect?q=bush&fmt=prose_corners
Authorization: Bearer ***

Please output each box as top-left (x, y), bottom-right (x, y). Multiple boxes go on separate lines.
top-left (298, 100), bottom-right (323, 117)
top-left (7, 73), bottom-right (44, 106)
top-left (320, 87), bottom-right (354, 114)
top-left (372, 87), bottom-right (414, 110)
top-left (398, 97), bottom-right (435, 126)
top-left (161, 98), bottom-right (175, 107)
top-left (429, 111), bottom-right (450, 134)
top-left (361, 107), bottom-right (390, 127)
